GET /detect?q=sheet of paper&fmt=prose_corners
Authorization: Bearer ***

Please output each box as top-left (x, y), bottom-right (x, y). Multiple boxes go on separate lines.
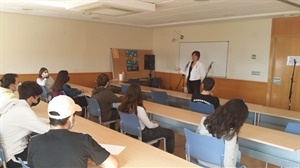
top-left (99, 143), bottom-right (126, 155)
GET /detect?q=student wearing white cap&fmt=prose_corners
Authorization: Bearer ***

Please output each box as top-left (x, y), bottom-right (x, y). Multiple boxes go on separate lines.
top-left (27, 95), bottom-right (119, 168)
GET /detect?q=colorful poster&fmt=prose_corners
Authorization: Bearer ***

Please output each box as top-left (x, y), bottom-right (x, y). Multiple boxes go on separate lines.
top-left (125, 50), bottom-right (139, 71)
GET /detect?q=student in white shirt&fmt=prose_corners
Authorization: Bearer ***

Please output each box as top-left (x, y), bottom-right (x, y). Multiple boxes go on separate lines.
top-left (118, 84), bottom-right (175, 153)
top-left (0, 81), bottom-right (50, 167)
top-left (196, 99), bottom-right (249, 167)
top-left (36, 67), bottom-right (54, 101)
top-left (0, 73), bottom-right (19, 113)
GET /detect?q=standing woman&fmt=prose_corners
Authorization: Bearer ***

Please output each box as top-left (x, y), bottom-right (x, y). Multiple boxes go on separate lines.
top-left (118, 84), bottom-right (175, 153)
top-left (51, 70), bottom-right (87, 116)
top-left (36, 67), bottom-right (54, 100)
top-left (176, 50), bottom-right (206, 94)
top-left (196, 99), bottom-right (249, 167)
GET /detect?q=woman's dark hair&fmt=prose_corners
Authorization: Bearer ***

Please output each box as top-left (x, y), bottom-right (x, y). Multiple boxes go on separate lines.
top-left (192, 50), bottom-right (201, 60)
top-left (204, 99), bottom-right (249, 140)
top-left (118, 84), bottom-right (145, 115)
top-left (51, 70), bottom-right (69, 92)
top-left (38, 67), bottom-right (48, 78)
top-left (96, 73), bottom-right (109, 87)
top-left (1, 73), bottom-right (18, 88)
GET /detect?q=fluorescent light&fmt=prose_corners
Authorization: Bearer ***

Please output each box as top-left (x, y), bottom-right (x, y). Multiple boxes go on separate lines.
top-left (91, 8), bottom-right (132, 16)
top-left (21, 0), bottom-right (66, 8)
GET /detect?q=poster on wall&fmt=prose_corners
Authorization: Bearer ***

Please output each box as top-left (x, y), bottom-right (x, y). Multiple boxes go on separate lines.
top-left (126, 50), bottom-right (139, 71)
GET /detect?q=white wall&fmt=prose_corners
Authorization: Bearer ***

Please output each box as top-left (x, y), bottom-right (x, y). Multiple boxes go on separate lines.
top-left (153, 19), bottom-right (272, 82)
top-left (0, 12), bottom-right (153, 74)
top-left (0, 12), bottom-right (272, 82)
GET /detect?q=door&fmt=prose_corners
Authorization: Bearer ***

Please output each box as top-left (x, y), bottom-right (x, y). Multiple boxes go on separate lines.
top-left (268, 37), bottom-right (300, 111)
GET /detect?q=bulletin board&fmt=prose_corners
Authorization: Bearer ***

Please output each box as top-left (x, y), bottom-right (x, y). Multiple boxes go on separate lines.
top-left (111, 48), bottom-right (153, 80)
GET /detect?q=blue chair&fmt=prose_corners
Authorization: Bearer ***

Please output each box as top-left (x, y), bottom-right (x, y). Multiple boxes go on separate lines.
top-left (0, 143), bottom-right (7, 168)
top-left (118, 111), bottom-right (166, 151)
top-left (184, 128), bottom-right (246, 167)
top-left (188, 101), bottom-right (214, 115)
top-left (86, 98), bottom-right (116, 126)
top-left (285, 123), bottom-right (300, 135)
top-left (120, 84), bottom-right (129, 95)
top-left (151, 90), bottom-right (168, 105)
top-left (184, 128), bottom-right (224, 166)
top-left (128, 78), bottom-right (140, 85)
top-left (150, 78), bottom-right (161, 88)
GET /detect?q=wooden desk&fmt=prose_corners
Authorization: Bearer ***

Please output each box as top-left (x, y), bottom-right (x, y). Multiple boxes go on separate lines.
top-left (144, 101), bottom-right (300, 167)
top-left (109, 81), bottom-right (300, 127)
top-left (32, 101), bottom-right (198, 167)
top-left (70, 83), bottom-right (300, 167)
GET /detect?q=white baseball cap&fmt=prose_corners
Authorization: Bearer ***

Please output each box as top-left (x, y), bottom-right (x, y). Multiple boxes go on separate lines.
top-left (48, 95), bottom-right (81, 119)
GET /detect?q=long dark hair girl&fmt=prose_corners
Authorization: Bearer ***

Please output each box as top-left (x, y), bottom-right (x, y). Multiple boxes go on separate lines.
top-left (204, 99), bottom-right (249, 140)
top-left (118, 84), bottom-right (145, 115)
top-left (51, 70), bottom-right (69, 92)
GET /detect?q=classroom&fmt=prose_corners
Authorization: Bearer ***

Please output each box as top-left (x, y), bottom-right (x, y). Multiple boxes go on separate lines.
top-left (0, 0), bottom-right (299, 167)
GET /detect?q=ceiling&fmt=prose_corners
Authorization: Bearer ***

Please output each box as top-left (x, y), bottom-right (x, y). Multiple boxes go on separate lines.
top-left (1, 0), bottom-right (300, 27)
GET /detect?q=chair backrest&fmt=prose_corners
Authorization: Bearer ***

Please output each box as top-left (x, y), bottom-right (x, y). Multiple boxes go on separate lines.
top-left (120, 84), bottom-right (129, 95)
top-left (285, 123), bottom-right (300, 135)
top-left (118, 111), bottom-right (142, 140)
top-left (151, 78), bottom-right (161, 88)
top-left (0, 143), bottom-right (7, 168)
top-left (184, 128), bottom-right (224, 166)
top-left (151, 90), bottom-right (168, 105)
top-left (189, 101), bottom-right (214, 115)
top-left (128, 78), bottom-right (140, 85)
top-left (86, 98), bottom-right (101, 117)
top-left (18, 157), bottom-right (29, 168)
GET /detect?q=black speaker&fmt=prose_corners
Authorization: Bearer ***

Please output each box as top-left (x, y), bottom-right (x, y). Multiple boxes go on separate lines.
top-left (144, 55), bottom-right (155, 70)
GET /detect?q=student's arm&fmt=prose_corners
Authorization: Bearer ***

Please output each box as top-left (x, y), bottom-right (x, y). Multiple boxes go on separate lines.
top-left (137, 106), bottom-right (158, 128)
top-left (106, 90), bottom-right (122, 103)
top-left (86, 135), bottom-right (119, 167)
top-left (63, 84), bottom-right (82, 97)
top-left (224, 134), bottom-right (238, 167)
top-left (20, 108), bottom-right (50, 134)
top-left (100, 154), bottom-right (119, 168)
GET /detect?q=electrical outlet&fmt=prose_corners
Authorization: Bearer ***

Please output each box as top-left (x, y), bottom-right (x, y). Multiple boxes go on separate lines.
top-left (251, 54), bottom-right (256, 59)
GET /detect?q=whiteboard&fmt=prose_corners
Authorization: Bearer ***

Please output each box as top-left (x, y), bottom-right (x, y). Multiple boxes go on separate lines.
top-left (179, 41), bottom-right (229, 78)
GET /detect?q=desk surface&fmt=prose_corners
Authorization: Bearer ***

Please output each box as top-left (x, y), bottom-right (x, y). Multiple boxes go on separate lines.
top-left (142, 100), bottom-right (300, 152)
top-left (109, 81), bottom-right (300, 122)
top-left (32, 101), bottom-right (198, 167)
top-left (71, 83), bottom-right (300, 152)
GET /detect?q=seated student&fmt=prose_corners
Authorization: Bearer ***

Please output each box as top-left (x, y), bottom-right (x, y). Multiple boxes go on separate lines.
top-left (0, 81), bottom-right (50, 167)
top-left (36, 67), bottom-right (54, 100)
top-left (27, 95), bottom-right (119, 168)
top-left (118, 84), bottom-right (175, 154)
top-left (196, 99), bottom-right (249, 167)
top-left (91, 73), bottom-right (123, 130)
top-left (191, 77), bottom-right (220, 109)
top-left (0, 73), bottom-right (19, 111)
top-left (51, 70), bottom-right (87, 117)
